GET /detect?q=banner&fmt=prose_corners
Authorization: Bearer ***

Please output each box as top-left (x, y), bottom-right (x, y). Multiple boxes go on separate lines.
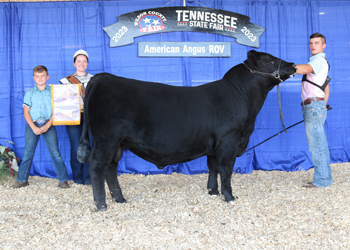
top-left (103, 6), bottom-right (265, 48)
top-left (51, 85), bottom-right (81, 125)
top-left (138, 42), bottom-right (231, 57)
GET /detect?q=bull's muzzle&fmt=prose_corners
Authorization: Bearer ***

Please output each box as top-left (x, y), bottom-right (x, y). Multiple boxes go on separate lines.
top-left (290, 63), bottom-right (297, 78)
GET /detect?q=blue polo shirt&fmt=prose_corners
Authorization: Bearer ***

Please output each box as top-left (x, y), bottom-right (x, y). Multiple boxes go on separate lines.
top-left (23, 85), bottom-right (52, 122)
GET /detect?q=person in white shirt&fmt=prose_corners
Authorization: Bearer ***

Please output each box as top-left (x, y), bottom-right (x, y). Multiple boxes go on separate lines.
top-left (296, 33), bottom-right (332, 188)
top-left (60, 49), bottom-right (94, 185)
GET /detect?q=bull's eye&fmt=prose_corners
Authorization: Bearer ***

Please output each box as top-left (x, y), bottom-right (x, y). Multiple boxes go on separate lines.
top-left (265, 60), bottom-right (275, 65)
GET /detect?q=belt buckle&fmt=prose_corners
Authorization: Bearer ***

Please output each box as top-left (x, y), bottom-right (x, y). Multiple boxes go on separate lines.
top-left (36, 118), bottom-right (46, 125)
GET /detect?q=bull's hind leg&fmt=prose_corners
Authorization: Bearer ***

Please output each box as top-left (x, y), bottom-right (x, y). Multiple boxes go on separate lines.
top-left (89, 155), bottom-right (108, 211)
top-left (105, 146), bottom-right (126, 204)
top-left (89, 144), bottom-right (122, 211)
top-left (207, 156), bottom-right (219, 195)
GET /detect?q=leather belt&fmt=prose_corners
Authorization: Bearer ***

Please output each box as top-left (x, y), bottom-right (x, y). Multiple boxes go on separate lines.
top-left (301, 97), bottom-right (324, 106)
top-left (34, 118), bottom-right (49, 125)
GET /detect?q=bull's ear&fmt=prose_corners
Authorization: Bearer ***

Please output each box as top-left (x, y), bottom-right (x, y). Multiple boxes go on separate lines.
top-left (250, 58), bottom-right (256, 65)
top-left (247, 50), bottom-right (257, 60)
top-left (247, 50), bottom-right (257, 55)
top-left (246, 50), bottom-right (258, 67)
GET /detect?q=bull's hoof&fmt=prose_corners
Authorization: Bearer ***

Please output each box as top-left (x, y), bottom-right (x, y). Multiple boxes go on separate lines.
top-left (96, 204), bottom-right (107, 212)
top-left (208, 189), bottom-right (219, 195)
top-left (224, 195), bottom-right (236, 203)
top-left (114, 197), bottom-right (127, 203)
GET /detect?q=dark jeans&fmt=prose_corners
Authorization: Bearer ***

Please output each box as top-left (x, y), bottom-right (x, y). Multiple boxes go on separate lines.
top-left (66, 113), bottom-right (92, 184)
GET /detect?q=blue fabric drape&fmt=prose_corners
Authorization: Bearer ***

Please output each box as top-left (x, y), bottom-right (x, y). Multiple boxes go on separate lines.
top-left (1, 0), bottom-right (349, 179)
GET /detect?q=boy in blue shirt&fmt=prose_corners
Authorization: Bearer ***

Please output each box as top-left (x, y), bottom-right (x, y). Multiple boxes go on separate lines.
top-left (12, 65), bottom-right (70, 189)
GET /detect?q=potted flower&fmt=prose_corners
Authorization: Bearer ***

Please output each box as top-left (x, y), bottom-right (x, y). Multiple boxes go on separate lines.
top-left (0, 141), bottom-right (20, 176)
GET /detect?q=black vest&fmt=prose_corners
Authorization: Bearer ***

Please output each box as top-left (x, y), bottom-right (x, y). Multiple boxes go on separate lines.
top-left (301, 58), bottom-right (330, 92)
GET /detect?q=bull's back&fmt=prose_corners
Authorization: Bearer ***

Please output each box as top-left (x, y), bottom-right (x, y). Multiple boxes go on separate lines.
top-left (86, 74), bottom-right (222, 163)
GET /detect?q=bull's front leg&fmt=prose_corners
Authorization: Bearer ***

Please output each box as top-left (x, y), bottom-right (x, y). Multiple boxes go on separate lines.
top-left (219, 158), bottom-right (236, 202)
top-left (216, 142), bottom-right (237, 202)
top-left (207, 156), bottom-right (219, 195)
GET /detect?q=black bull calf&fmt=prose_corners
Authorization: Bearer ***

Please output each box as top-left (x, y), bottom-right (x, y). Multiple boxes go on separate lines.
top-left (77, 50), bottom-right (296, 211)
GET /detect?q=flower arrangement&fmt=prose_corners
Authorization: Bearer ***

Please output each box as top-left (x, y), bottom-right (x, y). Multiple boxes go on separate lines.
top-left (0, 141), bottom-right (19, 176)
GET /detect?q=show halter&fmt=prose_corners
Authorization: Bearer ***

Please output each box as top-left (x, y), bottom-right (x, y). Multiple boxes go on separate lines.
top-left (243, 59), bottom-right (288, 132)
top-left (243, 59), bottom-right (283, 82)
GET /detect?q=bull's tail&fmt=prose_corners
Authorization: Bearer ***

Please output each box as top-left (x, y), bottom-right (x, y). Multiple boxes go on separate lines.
top-left (77, 113), bottom-right (90, 163)
top-left (77, 76), bottom-right (97, 163)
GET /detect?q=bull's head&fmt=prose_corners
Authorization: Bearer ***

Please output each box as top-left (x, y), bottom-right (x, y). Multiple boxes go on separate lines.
top-left (244, 50), bottom-right (296, 82)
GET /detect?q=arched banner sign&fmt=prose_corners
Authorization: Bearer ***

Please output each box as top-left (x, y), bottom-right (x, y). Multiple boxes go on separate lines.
top-left (103, 6), bottom-right (265, 48)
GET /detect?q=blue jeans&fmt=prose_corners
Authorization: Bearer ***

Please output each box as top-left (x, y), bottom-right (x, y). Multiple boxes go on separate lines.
top-left (66, 113), bottom-right (91, 184)
top-left (17, 123), bottom-right (69, 183)
top-left (302, 99), bottom-right (332, 187)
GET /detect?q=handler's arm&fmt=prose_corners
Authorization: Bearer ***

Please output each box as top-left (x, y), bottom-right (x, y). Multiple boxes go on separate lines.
top-left (296, 64), bottom-right (314, 75)
top-left (324, 84), bottom-right (330, 103)
top-left (23, 106), bottom-right (41, 135)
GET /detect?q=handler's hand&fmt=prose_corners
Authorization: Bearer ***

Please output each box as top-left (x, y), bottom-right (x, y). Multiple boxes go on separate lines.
top-left (32, 126), bottom-right (42, 135)
top-left (40, 125), bottom-right (50, 134)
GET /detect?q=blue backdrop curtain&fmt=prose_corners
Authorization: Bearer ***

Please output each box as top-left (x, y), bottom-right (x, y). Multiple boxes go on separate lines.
top-left (0, 0), bottom-right (349, 179)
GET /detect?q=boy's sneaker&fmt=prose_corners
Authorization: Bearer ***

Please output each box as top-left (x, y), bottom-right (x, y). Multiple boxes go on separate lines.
top-left (12, 181), bottom-right (29, 189)
top-left (58, 181), bottom-right (69, 189)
